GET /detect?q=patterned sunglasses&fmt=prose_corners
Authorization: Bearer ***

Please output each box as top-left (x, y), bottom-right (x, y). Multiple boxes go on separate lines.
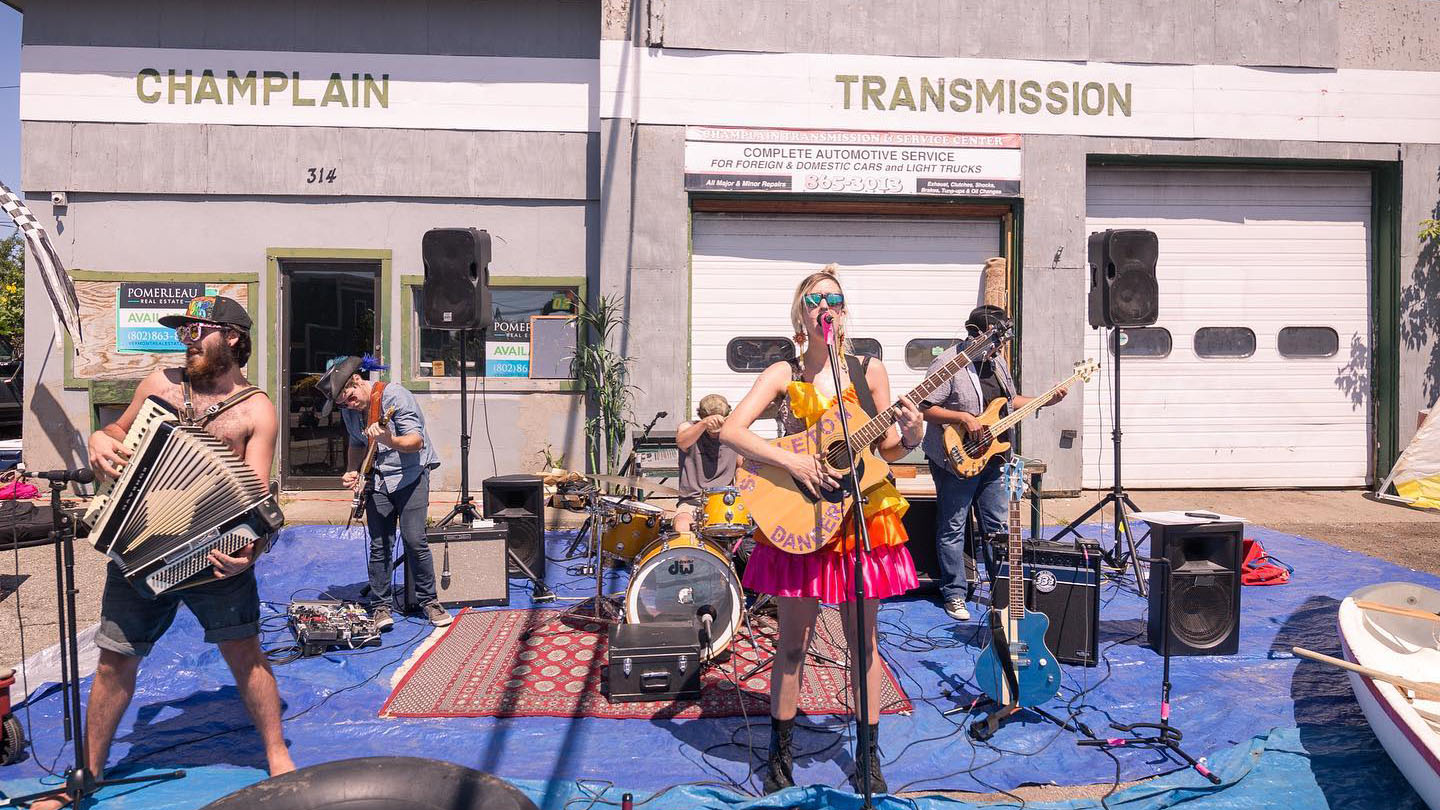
top-left (174, 322), bottom-right (228, 343)
top-left (802, 292), bottom-right (845, 309)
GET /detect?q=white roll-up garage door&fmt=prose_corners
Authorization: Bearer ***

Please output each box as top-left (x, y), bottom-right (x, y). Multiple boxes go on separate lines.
top-left (1083, 167), bottom-right (1373, 488)
top-left (690, 214), bottom-right (1001, 435)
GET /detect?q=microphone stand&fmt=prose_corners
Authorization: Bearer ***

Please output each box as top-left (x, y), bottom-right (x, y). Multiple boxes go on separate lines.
top-left (819, 315), bottom-right (878, 808)
top-left (563, 410), bottom-right (666, 561)
top-left (1077, 556), bottom-right (1221, 784)
top-left (3, 472), bottom-right (184, 809)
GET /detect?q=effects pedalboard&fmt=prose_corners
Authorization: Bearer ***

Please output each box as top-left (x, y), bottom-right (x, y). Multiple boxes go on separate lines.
top-left (287, 600), bottom-right (382, 657)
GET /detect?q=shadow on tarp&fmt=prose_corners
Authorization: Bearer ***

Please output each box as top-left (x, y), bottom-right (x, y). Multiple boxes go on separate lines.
top-left (0, 523), bottom-right (1434, 808)
top-left (0, 726), bottom-right (1418, 810)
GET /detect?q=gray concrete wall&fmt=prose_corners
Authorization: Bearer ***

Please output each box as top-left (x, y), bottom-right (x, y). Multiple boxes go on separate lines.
top-left (1338, 0), bottom-right (1440, 71)
top-left (1398, 144), bottom-right (1440, 447)
top-left (647, 0), bottom-right (1341, 68)
top-left (22, 0), bottom-right (599, 58)
top-left (620, 124), bottom-right (689, 438)
top-left (23, 122), bottom-right (596, 201)
top-left (21, 193), bottom-right (590, 490)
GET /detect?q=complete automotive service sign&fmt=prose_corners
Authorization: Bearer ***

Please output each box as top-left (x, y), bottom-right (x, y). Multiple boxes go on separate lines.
top-left (684, 126), bottom-right (1021, 197)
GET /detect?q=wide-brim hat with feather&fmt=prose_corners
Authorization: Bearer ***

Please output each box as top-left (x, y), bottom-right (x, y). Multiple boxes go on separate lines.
top-left (315, 355), bottom-right (365, 418)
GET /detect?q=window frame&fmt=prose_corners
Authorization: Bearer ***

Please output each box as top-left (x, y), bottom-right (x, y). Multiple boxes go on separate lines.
top-left (1108, 327), bottom-right (1174, 359)
top-left (1193, 326), bottom-right (1257, 360)
top-left (401, 275), bottom-right (585, 392)
top-left (725, 336), bottom-right (796, 373)
top-left (1277, 326), bottom-right (1340, 359)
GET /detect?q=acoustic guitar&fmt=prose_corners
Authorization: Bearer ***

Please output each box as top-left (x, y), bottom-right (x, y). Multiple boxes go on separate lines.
top-left (974, 457), bottom-right (1062, 708)
top-left (735, 322), bottom-right (1012, 555)
top-left (351, 406), bottom-right (398, 522)
top-left (941, 360), bottom-right (1099, 477)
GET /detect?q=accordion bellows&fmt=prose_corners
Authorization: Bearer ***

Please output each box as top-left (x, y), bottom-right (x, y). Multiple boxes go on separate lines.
top-left (83, 397), bottom-right (285, 599)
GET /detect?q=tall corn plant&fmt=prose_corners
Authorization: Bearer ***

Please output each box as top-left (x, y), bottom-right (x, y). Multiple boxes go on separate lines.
top-left (571, 294), bottom-right (638, 474)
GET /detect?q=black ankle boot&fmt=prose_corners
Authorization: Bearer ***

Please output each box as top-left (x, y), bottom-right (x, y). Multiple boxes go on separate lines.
top-left (850, 723), bottom-right (888, 794)
top-left (761, 717), bottom-right (795, 794)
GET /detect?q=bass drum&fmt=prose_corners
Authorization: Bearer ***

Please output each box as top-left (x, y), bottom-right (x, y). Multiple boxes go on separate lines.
top-left (624, 533), bottom-right (742, 659)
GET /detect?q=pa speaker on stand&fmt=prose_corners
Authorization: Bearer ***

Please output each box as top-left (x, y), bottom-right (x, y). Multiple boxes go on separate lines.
top-left (422, 228), bottom-right (493, 331)
top-left (1088, 228), bottom-right (1159, 329)
top-left (1146, 521), bottom-right (1242, 656)
top-left (482, 474), bottom-right (547, 580)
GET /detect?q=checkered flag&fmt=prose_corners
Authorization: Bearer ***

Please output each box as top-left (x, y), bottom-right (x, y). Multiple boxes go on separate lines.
top-left (0, 180), bottom-right (82, 342)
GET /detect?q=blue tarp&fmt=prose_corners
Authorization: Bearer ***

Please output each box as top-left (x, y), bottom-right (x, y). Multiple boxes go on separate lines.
top-left (2, 523), bottom-right (1434, 809)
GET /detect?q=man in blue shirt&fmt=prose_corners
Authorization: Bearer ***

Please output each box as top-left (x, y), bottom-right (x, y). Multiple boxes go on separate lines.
top-left (316, 356), bottom-right (448, 628)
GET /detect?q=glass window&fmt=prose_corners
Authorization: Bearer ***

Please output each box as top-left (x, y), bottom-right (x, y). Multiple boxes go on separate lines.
top-left (851, 338), bottom-right (882, 361)
top-left (1109, 327), bottom-right (1173, 358)
top-left (1277, 326), bottom-right (1339, 358)
top-left (726, 337), bottom-right (794, 372)
top-left (1193, 327), bottom-right (1256, 359)
top-left (905, 339), bottom-right (959, 370)
top-left (416, 286), bottom-right (580, 378)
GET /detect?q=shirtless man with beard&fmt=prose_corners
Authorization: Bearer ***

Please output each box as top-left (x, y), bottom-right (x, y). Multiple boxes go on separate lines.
top-left (48, 295), bottom-right (294, 808)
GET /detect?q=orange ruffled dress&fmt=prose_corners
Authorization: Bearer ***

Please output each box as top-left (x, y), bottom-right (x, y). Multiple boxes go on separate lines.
top-left (741, 382), bottom-right (919, 603)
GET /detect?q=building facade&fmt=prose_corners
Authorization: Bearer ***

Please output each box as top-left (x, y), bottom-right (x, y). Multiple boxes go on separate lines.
top-left (16, 0), bottom-right (1440, 494)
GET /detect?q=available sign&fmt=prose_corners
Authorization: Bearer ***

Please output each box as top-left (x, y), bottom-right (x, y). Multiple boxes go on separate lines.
top-left (485, 317), bottom-right (531, 378)
top-left (684, 126), bottom-right (1021, 197)
top-left (115, 283), bottom-right (215, 353)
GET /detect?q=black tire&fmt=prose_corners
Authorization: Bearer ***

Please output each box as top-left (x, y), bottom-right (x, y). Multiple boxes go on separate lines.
top-left (0, 713), bottom-right (25, 766)
top-left (200, 757), bottom-right (538, 810)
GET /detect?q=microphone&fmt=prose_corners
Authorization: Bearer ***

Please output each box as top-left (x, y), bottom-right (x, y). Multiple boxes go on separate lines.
top-left (818, 311), bottom-right (835, 344)
top-left (20, 467), bottom-right (95, 485)
top-left (441, 543), bottom-right (452, 589)
top-left (696, 604), bottom-right (716, 648)
top-left (657, 411), bottom-right (668, 419)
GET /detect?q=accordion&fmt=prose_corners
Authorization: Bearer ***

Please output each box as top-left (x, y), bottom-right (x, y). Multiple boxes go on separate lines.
top-left (82, 396), bottom-right (285, 599)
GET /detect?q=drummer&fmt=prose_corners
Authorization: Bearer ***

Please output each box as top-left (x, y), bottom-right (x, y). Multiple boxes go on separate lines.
top-left (672, 394), bottom-right (743, 535)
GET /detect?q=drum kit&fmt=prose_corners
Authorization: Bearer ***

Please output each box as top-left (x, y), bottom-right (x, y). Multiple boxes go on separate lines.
top-left (549, 472), bottom-right (756, 660)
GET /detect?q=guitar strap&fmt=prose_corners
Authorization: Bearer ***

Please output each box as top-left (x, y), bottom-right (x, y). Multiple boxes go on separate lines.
top-left (845, 354), bottom-right (878, 417)
top-left (179, 370), bottom-right (264, 428)
top-left (367, 381), bottom-right (388, 425)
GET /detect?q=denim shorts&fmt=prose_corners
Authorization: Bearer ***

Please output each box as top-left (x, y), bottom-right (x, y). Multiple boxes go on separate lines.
top-left (95, 561), bottom-right (261, 657)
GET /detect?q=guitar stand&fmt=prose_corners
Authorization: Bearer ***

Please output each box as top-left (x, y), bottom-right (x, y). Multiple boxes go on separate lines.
top-left (948, 697), bottom-right (1090, 743)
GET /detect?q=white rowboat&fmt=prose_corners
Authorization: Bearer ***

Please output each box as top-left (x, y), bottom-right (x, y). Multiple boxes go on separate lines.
top-left (1338, 582), bottom-right (1440, 809)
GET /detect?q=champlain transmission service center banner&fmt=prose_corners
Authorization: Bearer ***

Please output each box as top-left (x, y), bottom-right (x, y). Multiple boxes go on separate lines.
top-left (684, 126), bottom-right (1022, 197)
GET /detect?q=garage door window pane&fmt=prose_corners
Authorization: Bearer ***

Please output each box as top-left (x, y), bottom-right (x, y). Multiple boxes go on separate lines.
top-left (1278, 326), bottom-right (1339, 358)
top-left (727, 337), bottom-right (794, 372)
top-left (906, 339), bottom-right (959, 370)
top-left (851, 338), bottom-right (883, 361)
top-left (1109, 327), bottom-right (1172, 358)
top-left (1194, 327), bottom-right (1256, 359)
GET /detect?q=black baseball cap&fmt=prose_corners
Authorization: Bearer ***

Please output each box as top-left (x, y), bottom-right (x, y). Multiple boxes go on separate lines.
top-left (315, 356), bottom-right (364, 418)
top-left (158, 295), bottom-right (253, 332)
top-left (965, 305), bottom-right (1009, 334)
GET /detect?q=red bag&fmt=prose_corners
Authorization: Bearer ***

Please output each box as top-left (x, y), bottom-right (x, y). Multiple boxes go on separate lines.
top-left (0, 480), bottom-right (37, 500)
top-left (1242, 538), bottom-right (1292, 585)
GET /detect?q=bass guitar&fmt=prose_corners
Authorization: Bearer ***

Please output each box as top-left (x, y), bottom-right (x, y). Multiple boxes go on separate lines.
top-left (735, 322), bottom-right (1012, 555)
top-left (350, 406), bottom-right (398, 522)
top-left (974, 457), bottom-right (1062, 708)
top-left (941, 360), bottom-right (1098, 477)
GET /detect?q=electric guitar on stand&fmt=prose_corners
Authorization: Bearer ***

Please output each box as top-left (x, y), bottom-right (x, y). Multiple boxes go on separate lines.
top-left (941, 360), bottom-right (1099, 477)
top-left (974, 457), bottom-right (1062, 710)
top-left (350, 406), bottom-right (398, 524)
top-left (736, 322), bottom-right (1012, 555)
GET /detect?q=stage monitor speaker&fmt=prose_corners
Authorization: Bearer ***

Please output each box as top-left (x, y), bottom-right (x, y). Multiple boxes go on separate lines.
top-left (482, 474), bottom-right (546, 579)
top-left (421, 227), bottom-right (493, 331)
top-left (991, 539), bottom-right (1102, 666)
top-left (1146, 521), bottom-right (1242, 656)
top-left (1088, 228), bottom-right (1159, 328)
top-left (427, 526), bottom-right (509, 608)
top-left (898, 496), bottom-right (942, 593)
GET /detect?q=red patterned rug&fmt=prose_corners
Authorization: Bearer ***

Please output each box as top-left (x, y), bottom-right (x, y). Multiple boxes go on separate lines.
top-left (380, 607), bottom-right (912, 720)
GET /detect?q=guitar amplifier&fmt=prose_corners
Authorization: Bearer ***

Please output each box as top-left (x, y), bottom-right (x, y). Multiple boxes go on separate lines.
top-left (426, 525), bottom-right (509, 608)
top-left (991, 538), bottom-right (1102, 666)
top-left (606, 620), bottom-right (702, 703)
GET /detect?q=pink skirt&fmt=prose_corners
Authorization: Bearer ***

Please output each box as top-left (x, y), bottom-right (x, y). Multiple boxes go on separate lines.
top-left (742, 541), bottom-right (918, 604)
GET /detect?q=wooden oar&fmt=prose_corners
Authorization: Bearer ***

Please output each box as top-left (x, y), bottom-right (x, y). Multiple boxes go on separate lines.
top-left (1292, 647), bottom-right (1440, 702)
top-left (1354, 599), bottom-right (1440, 624)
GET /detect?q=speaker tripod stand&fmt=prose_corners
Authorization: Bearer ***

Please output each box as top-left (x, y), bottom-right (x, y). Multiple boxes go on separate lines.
top-left (1049, 327), bottom-right (1147, 596)
top-left (397, 328), bottom-right (553, 610)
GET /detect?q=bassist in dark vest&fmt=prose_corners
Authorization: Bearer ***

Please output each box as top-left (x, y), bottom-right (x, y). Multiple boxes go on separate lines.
top-left (317, 356), bottom-right (447, 629)
top-left (919, 305), bottom-right (1065, 623)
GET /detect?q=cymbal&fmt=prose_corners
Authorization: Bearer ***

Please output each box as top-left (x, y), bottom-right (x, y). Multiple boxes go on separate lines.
top-left (588, 474), bottom-right (683, 497)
